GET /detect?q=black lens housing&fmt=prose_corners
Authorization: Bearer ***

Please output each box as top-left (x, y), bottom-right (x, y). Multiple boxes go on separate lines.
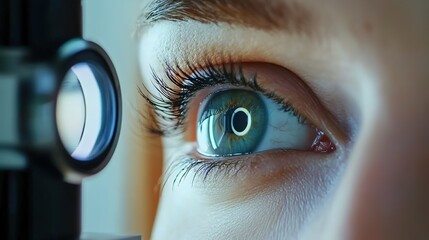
top-left (0, 39), bottom-right (121, 182)
top-left (54, 39), bottom-right (121, 180)
top-left (0, 0), bottom-right (122, 239)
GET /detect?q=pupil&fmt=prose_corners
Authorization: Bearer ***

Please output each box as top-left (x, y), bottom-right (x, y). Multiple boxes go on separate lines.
top-left (232, 110), bottom-right (248, 133)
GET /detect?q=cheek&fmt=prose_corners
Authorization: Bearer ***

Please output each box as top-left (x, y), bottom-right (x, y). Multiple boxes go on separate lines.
top-left (153, 155), bottom-right (345, 239)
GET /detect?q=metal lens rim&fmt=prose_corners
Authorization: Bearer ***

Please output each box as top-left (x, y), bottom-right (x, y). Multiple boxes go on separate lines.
top-left (55, 39), bottom-right (121, 176)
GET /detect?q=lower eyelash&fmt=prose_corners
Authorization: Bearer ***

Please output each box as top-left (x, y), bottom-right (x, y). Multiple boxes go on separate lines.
top-left (162, 154), bottom-right (249, 188)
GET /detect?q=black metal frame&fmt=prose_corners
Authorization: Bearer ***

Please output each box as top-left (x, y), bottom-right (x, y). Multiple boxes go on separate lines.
top-left (0, 0), bottom-right (123, 239)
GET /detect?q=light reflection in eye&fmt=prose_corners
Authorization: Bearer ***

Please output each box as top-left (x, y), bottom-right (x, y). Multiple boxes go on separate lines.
top-left (196, 89), bottom-right (319, 157)
top-left (231, 107), bottom-right (252, 136)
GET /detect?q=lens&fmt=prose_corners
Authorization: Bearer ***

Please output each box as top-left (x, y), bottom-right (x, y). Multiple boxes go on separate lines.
top-left (56, 62), bottom-right (116, 161)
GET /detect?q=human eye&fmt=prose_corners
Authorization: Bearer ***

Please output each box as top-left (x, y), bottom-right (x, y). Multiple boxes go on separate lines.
top-left (140, 59), bottom-right (341, 183)
top-left (197, 87), bottom-right (332, 157)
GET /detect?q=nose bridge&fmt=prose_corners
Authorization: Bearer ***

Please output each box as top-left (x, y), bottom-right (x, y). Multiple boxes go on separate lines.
top-left (346, 122), bottom-right (427, 239)
top-left (325, 75), bottom-right (429, 239)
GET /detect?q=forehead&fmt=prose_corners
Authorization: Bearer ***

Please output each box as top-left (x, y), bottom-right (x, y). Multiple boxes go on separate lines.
top-left (138, 0), bottom-right (428, 46)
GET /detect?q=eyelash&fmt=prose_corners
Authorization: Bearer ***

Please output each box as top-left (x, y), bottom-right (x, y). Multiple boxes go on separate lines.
top-left (162, 155), bottom-right (247, 187)
top-left (139, 58), bottom-right (308, 185)
top-left (139, 59), bottom-right (306, 136)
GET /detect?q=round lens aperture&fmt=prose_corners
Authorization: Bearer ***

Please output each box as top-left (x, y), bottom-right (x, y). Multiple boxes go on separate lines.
top-left (56, 62), bottom-right (116, 161)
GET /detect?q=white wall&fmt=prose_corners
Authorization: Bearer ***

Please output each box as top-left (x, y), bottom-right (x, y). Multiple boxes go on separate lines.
top-left (81, 0), bottom-right (151, 238)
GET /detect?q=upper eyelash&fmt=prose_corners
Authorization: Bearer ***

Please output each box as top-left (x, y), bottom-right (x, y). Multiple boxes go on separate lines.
top-left (139, 58), bottom-right (306, 136)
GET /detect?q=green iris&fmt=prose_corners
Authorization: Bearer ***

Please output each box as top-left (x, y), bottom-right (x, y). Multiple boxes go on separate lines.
top-left (197, 89), bottom-right (268, 156)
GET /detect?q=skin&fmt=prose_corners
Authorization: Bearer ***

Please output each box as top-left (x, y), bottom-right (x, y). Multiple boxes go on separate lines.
top-left (138, 0), bottom-right (429, 239)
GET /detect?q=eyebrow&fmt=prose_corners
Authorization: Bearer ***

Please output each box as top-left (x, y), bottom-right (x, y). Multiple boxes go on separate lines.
top-left (136, 0), bottom-right (313, 35)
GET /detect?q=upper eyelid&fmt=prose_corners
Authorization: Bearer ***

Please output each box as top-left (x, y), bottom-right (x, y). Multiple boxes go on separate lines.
top-left (142, 60), bottom-right (351, 153)
top-left (140, 59), bottom-right (309, 136)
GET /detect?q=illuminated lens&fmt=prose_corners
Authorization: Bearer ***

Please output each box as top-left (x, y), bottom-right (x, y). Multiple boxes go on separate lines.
top-left (56, 62), bottom-right (116, 161)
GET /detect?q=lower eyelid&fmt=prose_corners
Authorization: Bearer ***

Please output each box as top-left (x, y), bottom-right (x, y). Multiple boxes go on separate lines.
top-left (166, 147), bottom-right (345, 195)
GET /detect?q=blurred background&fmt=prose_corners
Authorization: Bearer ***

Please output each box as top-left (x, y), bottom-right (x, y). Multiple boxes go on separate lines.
top-left (81, 0), bottom-right (161, 239)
